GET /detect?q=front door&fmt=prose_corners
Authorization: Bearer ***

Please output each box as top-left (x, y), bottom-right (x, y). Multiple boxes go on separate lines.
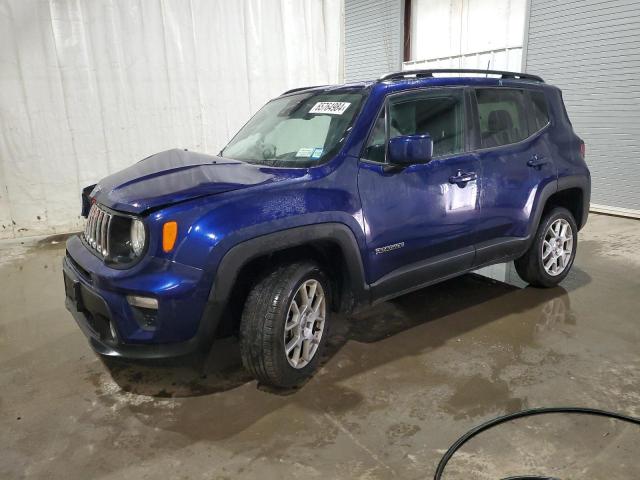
top-left (357, 88), bottom-right (481, 300)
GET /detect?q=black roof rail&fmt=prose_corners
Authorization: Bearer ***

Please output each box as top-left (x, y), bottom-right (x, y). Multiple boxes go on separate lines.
top-left (378, 69), bottom-right (544, 83)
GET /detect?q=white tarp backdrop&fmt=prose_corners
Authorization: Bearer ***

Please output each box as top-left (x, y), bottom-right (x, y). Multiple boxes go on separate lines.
top-left (0, 0), bottom-right (344, 239)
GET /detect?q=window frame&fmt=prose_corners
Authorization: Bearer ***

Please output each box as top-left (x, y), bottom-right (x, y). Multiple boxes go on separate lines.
top-left (359, 86), bottom-right (472, 164)
top-left (359, 98), bottom-right (390, 164)
top-left (469, 86), bottom-right (551, 152)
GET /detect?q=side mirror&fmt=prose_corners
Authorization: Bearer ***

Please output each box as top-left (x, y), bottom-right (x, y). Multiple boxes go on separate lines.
top-left (387, 134), bottom-right (433, 165)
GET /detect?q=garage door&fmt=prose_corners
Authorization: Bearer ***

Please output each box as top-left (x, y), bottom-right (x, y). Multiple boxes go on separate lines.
top-left (345, 0), bottom-right (404, 82)
top-left (523, 0), bottom-right (640, 216)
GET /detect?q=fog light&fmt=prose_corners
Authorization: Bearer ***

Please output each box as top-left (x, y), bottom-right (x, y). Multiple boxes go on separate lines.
top-left (131, 307), bottom-right (158, 331)
top-left (127, 295), bottom-right (158, 309)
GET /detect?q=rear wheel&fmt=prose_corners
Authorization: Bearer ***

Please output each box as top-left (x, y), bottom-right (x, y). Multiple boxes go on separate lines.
top-left (239, 261), bottom-right (330, 388)
top-left (515, 207), bottom-right (578, 288)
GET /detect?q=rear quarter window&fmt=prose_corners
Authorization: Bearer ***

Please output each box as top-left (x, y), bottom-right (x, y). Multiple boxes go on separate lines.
top-left (527, 91), bottom-right (550, 134)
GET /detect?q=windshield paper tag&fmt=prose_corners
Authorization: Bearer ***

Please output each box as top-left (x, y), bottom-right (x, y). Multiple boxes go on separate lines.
top-left (296, 147), bottom-right (315, 158)
top-left (309, 102), bottom-right (351, 115)
top-left (311, 148), bottom-right (323, 159)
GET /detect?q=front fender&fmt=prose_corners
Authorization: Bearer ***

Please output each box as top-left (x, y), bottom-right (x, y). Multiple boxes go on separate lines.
top-left (158, 156), bottom-right (365, 274)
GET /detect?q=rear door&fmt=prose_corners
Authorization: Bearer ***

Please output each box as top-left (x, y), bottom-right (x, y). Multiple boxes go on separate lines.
top-left (472, 87), bottom-right (556, 266)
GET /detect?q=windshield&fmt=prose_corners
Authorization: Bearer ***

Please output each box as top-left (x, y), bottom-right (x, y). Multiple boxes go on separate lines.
top-left (221, 90), bottom-right (365, 167)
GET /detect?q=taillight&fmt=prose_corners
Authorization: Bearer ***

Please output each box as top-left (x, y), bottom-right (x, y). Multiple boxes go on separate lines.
top-left (579, 142), bottom-right (585, 160)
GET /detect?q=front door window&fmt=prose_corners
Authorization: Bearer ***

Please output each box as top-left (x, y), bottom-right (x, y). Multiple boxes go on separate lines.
top-left (389, 89), bottom-right (465, 157)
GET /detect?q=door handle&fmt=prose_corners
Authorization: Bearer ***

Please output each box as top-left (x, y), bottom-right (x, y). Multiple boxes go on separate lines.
top-left (527, 154), bottom-right (548, 169)
top-left (449, 171), bottom-right (477, 185)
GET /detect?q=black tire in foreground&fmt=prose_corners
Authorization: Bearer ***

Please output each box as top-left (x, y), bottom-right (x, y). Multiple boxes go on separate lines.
top-left (239, 261), bottom-right (331, 388)
top-left (515, 207), bottom-right (578, 288)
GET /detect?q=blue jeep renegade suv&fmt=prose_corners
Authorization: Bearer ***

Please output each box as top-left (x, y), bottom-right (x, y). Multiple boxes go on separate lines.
top-left (63, 69), bottom-right (590, 388)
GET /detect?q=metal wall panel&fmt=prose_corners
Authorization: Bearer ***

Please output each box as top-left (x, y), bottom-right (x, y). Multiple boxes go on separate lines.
top-left (523, 0), bottom-right (640, 213)
top-left (345, 0), bottom-right (404, 82)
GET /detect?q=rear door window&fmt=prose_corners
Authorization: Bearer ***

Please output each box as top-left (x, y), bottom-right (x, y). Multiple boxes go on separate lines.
top-left (475, 89), bottom-right (528, 148)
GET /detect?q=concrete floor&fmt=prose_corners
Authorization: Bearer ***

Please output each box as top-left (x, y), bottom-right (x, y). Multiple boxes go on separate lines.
top-left (1, 213), bottom-right (639, 479)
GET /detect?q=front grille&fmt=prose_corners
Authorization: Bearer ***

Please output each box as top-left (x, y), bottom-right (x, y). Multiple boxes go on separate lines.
top-left (84, 203), bottom-right (113, 257)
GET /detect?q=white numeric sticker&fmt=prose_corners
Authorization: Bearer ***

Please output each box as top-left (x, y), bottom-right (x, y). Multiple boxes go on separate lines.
top-left (309, 102), bottom-right (351, 115)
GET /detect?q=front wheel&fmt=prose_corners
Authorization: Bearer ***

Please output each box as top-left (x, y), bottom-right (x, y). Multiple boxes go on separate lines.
top-left (515, 207), bottom-right (578, 288)
top-left (239, 261), bottom-right (330, 388)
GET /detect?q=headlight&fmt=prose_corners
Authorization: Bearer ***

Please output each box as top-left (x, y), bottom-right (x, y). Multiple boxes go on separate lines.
top-left (130, 219), bottom-right (146, 256)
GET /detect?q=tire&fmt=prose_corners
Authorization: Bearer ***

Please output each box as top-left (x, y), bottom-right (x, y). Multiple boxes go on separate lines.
top-left (515, 207), bottom-right (578, 288)
top-left (239, 261), bottom-right (331, 388)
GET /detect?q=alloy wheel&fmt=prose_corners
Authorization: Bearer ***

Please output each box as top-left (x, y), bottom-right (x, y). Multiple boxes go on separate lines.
top-left (283, 279), bottom-right (326, 369)
top-left (542, 218), bottom-right (573, 276)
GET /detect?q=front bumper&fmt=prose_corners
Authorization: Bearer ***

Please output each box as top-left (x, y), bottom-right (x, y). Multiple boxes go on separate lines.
top-left (63, 235), bottom-right (214, 359)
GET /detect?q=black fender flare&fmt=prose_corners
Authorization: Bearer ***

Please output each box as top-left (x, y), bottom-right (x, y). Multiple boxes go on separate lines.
top-left (526, 180), bottom-right (558, 245)
top-left (527, 174), bottom-right (590, 248)
top-left (198, 223), bottom-right (370, 344)
top-left (558, 174), bottom-right (590, 230)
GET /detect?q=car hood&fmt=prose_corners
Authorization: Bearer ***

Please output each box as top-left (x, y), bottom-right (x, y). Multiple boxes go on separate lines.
top-left (91, 149), bottom-right (306, 214)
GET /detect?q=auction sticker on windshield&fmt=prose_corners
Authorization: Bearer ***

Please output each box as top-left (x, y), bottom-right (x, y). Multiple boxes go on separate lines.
top-left (309, 102), bottom-right (351, 115)
top-left (296, 147), bottom-right (315, 157)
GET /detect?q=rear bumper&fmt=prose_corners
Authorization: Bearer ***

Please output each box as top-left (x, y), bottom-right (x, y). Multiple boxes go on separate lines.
top-left (63, 235), bottom-right (215, 359)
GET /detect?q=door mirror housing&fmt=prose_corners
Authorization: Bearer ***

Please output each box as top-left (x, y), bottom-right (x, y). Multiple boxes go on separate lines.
top-left (387, 134), bottom-right (433, 165)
